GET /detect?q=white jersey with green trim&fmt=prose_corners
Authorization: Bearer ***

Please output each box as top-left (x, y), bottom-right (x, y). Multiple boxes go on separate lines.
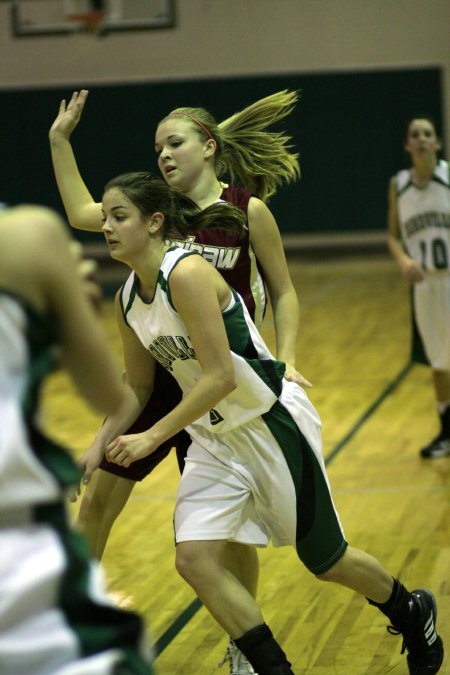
top-left (0, 295), bottom-right (155, 675)
top-left (0, 291), bottom-right (80, 512)
top-left (119, 247), bottom-right (286, 435)
top-left (396, 159), bottom-right (450, 272)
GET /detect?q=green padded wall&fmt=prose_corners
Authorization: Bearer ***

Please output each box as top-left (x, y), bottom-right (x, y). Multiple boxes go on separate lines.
top-left (1, 67), bottom-right (443, 241)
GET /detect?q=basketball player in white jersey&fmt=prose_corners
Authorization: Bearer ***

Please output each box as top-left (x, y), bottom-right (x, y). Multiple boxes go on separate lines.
top-left (0, 204), bottom-right (154, 674)
top-left (388, 116), bottom-right (450, 458)
top-left (50, 88), bottom-right (307, 674)
top-left (81, 171), bottom-right (443, 675)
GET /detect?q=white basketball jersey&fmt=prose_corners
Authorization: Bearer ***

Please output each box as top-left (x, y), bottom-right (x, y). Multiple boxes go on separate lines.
top-left (119, 247), bottom-right (286, 435)
top-left (0, 292), bottom-right (80, 512)
top-left (396, 159), bottom-right (450, 271)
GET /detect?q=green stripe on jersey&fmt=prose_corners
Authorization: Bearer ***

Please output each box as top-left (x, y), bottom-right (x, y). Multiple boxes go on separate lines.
top-left (35, 503), bottom-right (152, 674)
top-left (262, 401), bottom-right (347, 574)
top-left (223, 289), bottom-right (285, 396)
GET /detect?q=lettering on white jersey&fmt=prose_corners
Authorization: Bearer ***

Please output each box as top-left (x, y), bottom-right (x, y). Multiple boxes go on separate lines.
top-left (148, 335), bottom-right (196, 371)
top-left (404, 211), bottom-right (450, 238)
top-left (167, 236), bottom-right (240, 270)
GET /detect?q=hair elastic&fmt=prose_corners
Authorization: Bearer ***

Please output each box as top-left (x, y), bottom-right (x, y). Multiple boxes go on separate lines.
top-left (169, 111), bottom-right (214, 140)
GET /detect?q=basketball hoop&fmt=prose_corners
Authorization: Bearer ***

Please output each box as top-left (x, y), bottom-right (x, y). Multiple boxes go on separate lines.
top-left (66, 10), bottom-right (105, 34)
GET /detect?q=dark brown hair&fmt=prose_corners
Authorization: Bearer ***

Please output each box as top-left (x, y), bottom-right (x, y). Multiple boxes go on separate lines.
top-left (104, 172), bottom-right (245, 238)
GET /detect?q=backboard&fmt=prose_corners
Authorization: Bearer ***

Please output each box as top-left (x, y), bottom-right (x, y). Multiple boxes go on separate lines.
top-left (11, 0), bottom-right (175, 36)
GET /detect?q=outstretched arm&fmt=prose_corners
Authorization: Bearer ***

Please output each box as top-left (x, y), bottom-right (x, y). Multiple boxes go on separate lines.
top-left (49, 90), bottom-right (103, 231)
top-left (248, 197), bottom-right (311, 387)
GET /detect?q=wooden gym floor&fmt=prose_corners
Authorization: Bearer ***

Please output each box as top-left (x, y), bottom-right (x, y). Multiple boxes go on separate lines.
top-left (42, 252), bottom-right (449, 674)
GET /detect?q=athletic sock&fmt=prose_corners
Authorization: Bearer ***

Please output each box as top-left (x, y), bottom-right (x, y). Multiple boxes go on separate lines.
top-left (439, 404), bottom-right (450, 436)
top-left (234, 623), bottom-right (293, 675)
top-left (367, 578), bottom-right (417, 626)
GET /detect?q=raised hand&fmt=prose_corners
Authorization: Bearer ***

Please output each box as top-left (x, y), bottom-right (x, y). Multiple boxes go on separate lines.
top-left (49, 89), bottom-right (89, 142)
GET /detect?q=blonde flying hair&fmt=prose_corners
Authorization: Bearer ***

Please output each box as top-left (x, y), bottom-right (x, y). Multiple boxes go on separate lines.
top-left (164, 90), bottom-right (301, 202)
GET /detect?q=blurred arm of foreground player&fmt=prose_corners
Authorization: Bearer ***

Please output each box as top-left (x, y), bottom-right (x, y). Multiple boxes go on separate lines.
top-left (0, 204), bottom-right (126, 415)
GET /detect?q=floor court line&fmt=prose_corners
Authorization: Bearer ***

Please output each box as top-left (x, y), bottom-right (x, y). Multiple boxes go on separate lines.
top-left (152, 361), bottom-right (413, 658)
top-left (323, 361), bottom-right (412, 466)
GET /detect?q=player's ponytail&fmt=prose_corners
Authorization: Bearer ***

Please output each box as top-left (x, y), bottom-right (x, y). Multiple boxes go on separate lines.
top-left (173, 197), bottom-right (245, 238)
top-left (218, 89), bottom-right (301, 201)
top-left (162, 90), bottom-right (300, 202)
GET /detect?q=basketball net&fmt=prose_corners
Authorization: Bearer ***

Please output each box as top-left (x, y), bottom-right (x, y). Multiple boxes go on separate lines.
top-left (66, 10), bottom-right (105, 34)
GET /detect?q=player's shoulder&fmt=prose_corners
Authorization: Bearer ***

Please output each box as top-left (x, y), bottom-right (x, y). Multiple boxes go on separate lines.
top-left (247, 196), bottom-right (278, 234)
top-left (171, 249), bottom-right (209, 275)
top-left (222, 184), bottom-right (252, 210)
top-left (392, 168), bottom-right (412, 193)
top-left (435, 159), bottom-right (450, 185)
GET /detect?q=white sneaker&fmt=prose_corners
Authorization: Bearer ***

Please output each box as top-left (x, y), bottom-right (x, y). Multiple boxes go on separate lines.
top-left (218, 638), bottom-right (257, 674)
top-left (420, 435), bottom-right (450, 458)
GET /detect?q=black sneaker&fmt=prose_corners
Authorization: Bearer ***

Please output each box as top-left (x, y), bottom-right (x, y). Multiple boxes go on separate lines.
top-left (388, 589), bottom-right (444, 674)
top-left (420, 434), bottom-right (450, 459)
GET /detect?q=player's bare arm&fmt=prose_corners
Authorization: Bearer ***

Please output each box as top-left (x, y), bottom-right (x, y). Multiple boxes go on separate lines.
top-left (248, 197), bottom-right (311, 387)
top-left (387, 176), bottom-right (425, 283)
top-left (49, 89), bottom-right (103, 231)
top-left (81, 291), bottom-right (155, 474)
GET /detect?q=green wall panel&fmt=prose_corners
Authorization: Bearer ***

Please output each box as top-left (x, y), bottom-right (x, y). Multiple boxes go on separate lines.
top-left (0, 67), bottom-right (443, 241)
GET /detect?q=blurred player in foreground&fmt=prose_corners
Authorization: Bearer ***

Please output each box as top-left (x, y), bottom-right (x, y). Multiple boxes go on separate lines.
top-left (0, 204), bottom-right (154, 674)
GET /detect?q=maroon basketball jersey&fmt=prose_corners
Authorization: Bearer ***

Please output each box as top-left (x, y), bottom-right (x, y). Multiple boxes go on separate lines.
top-left (168, 185), bottom-right (266, 325)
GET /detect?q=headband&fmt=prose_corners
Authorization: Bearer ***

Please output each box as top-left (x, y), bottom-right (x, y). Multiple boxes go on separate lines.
top-left (169, 111), bottom-right (214, 140)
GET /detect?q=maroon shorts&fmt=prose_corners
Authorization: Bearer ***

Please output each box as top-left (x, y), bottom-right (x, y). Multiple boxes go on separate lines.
top-left (99, 363), bottom-right (191, 481)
